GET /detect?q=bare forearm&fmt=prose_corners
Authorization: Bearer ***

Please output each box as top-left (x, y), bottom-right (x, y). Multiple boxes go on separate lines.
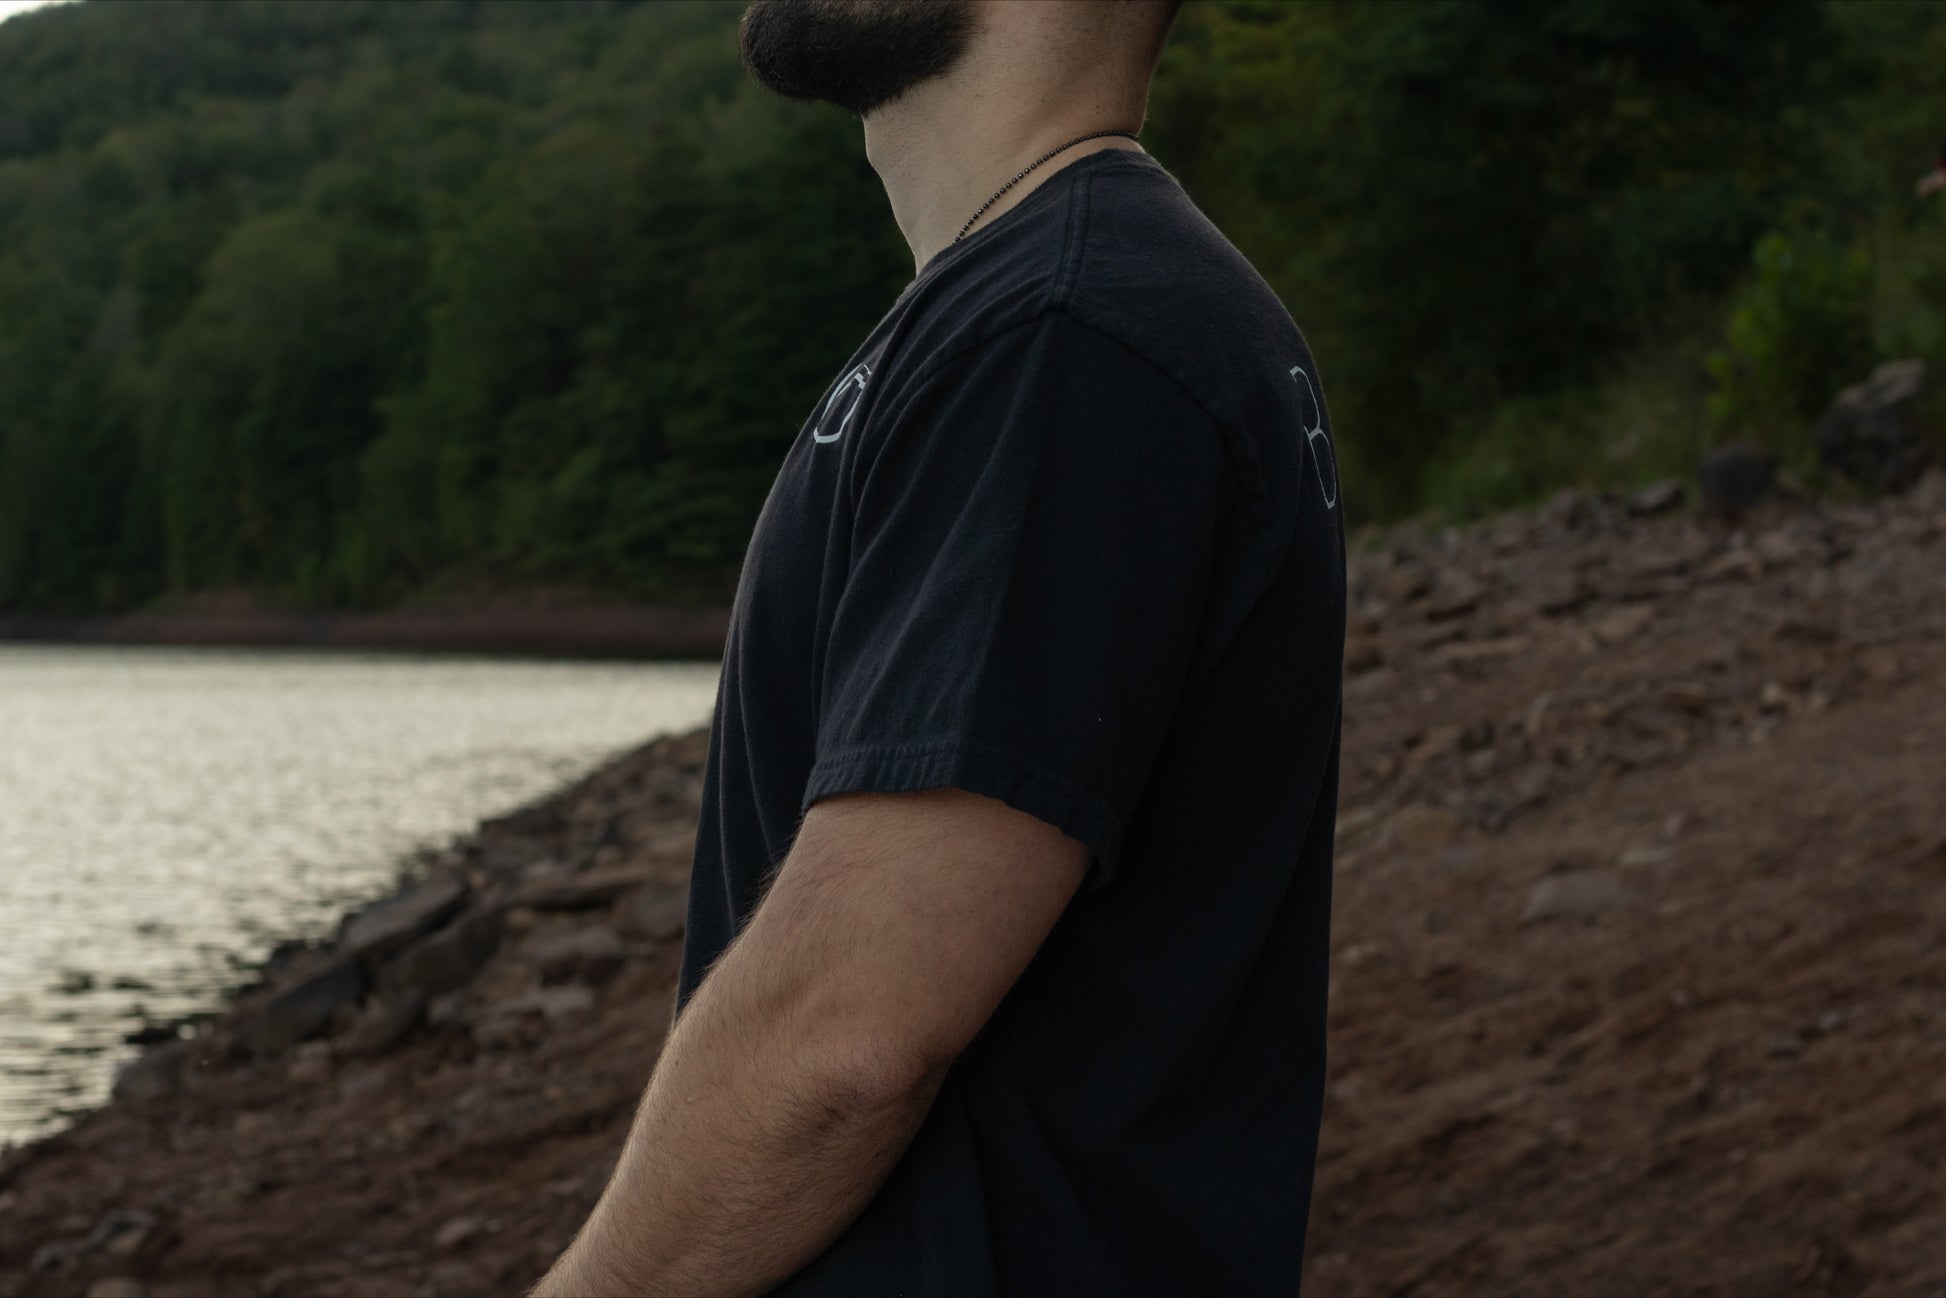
top-left (531, 958), bottom-right (941, 1296)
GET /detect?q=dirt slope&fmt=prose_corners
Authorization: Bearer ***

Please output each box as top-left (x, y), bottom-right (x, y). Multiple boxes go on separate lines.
top-left (2, 475), bottom-right (1942, 1298)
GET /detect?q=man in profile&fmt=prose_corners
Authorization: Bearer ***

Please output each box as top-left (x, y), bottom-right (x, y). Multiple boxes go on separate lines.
top-left (534, 1), bottom-right (1345, 1293)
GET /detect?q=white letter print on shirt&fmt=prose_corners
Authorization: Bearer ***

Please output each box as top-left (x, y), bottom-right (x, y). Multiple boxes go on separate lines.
top-left (1288, 365), bottom-right (1338, 510)
top-left (813, 362), bottom-right (872, 444)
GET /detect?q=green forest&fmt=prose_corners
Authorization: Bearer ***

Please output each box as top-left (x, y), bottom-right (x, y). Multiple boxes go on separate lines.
top-left (0, 0), bottom-right (1941, 615)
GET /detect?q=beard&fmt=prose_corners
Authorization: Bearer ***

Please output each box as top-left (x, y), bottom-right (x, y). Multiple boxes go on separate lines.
top-left (739, 0), bottom-right (977, 117)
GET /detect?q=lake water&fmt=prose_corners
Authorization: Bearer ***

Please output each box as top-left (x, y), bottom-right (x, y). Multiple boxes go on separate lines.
top-left (0, 644), bottom-right (720, 1145)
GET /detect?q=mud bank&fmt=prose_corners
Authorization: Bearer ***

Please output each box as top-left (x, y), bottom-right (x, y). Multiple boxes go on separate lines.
top-left (0, 604), bottom-right (730, 660)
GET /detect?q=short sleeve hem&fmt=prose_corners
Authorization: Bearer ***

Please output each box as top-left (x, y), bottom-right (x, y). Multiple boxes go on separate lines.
top-left (801, 735), bottom-right (1127, 890)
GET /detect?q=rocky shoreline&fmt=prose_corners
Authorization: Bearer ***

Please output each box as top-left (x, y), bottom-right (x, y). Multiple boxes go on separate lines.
top-left (0, 724), bottom-right (712, 1298)
top-left (3, 469), bottom-right (1945, 1297)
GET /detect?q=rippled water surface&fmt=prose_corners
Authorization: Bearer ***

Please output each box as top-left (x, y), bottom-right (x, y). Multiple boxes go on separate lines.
top-left (0, 644), bottom-right (719, 1143)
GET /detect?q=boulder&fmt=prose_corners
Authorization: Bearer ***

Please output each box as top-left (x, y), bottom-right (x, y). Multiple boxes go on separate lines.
top-left (235, 957), bottom-right (364, 1057)
top-left (110, 1038), bottom-right (198, 1102)
top-left (1813, 359), bottom-right (1933, 491)
top-left (337, 991), bottom-right (428, 1056)
top-left (1697, 444), bottom-right (1774, 520)
top-left (510, 863), bottom-right (658, 912)
top-left (381, 907), bottom-right (505, 999)
top-left (339, 874), bottom-right (468, 964)
top-left (261, 936), bottom-right (322, 983)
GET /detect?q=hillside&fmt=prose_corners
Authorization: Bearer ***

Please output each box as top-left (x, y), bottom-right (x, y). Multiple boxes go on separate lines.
top-left (3, 474), bottom-right (1942, 1297)
top-left (3, 0), bottom-right (1943, 616)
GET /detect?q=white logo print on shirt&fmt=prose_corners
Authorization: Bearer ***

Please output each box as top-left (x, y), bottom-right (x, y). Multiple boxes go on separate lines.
top-left (814, 362), bottom-right (872, 444)
top-left (1288, 365), bottom-right (1338, 510)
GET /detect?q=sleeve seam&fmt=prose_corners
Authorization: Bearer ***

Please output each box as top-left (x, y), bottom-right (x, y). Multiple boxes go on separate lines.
top-left (808, 733), bottom-right (1118, 815)
top-left (801, 736), bottom-right (1130, 887)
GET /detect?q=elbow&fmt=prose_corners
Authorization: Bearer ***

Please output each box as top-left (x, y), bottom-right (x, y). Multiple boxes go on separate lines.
top-left (810, 1032), bottom-right (951, 1123)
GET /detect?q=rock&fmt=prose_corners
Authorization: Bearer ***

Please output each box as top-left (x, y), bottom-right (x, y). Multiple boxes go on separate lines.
top-left (110, 1037), bottom-right (197, 1102)
top-left (1626, 478), bottom-right (1687, 517)
top-left (427, 990), bottom-right (470, 1028)
top-left (85, 1279), bottom-right (147, 1298)
top-left (381, 907), bottom-right (505, 999)
top-left (1701, 548), bottom-right (1763, 582)
top-left (1388, 804), bottom-right (1461, 854)
top-left (1615, 845), bottom-right (1671, 870)
top-left (1813, 359), bottom-right (1933, 491)
top-left (1590, 605), bottom-right (1653, 645)
top-left (1422, 576), bottom-right (1484, 621)
top-left (1543, 488), bottom-right (1597, 533)
top-left (1521, 870), bottom-right (1630, 923)
top-left (337, 1063), bottom-right (393, 1101)
top-left (517, 856), bottom-right (572, 882)
top-left (83, 1209), bottom-right (157, 1257)
top-left (1697, 444), bottom-right (1775, 520)
top-left (481, 801), bottom-right (565, 839)
top-left (339, 874), bottom-right (469, 964)
top-left (1532, 570), bottom-right (1592, 616)
top-left (621, 886), bottom-right (688, 943)
top-left (286, 1040), bottom-right (333, 1083)
top-left (30, 1240), bottom-right (79, 1272)
top-left (337, 992), bottom-right (428, 1056)
top-left (510, 864), bottom-right (659, 912)
top-left (1621, 527), bottom-right (1714, 579)
top-left (1371, 563), bottom-right (1430, 606)
top-left (121, 1022), bottom-right (180, 1047)
top-left (435, 1215), bottom-right (485, 1249)
top-left (479, 837), bottom-right (550, 878)
top-left (235, 958), bottom-right (364, 1058)
top-left (533, 926), bottom-right (627, 987)
top-left (261, 936), bottom-right (322, 982)
top-left (470, 987), bottom-right (595, 1050)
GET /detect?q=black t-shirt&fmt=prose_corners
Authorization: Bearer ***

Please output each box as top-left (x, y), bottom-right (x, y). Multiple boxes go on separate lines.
top-left (678, 147), bottom-right (1346, 1296)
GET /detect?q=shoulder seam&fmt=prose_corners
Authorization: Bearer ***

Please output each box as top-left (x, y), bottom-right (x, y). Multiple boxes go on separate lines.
top-left (1049, 169), bottom-right (1092, 311)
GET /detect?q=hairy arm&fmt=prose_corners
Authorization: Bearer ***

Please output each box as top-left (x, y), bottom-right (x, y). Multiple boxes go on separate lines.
top-left (529, 787), bottom-right (1089, 1297)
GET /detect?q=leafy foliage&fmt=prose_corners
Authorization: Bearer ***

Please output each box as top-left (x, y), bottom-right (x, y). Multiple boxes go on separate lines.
top-left (0, 0), bottom-right (1940, 612)
top-left (1706, 231), bottom-right (1874, 441)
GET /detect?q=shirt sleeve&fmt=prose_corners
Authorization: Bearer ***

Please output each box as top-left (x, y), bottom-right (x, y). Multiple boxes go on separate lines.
top-left (800, 310), bottom-right (1233, 889)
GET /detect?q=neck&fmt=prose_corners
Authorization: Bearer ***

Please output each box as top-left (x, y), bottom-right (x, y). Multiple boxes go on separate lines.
top-left (863, 23), bottom-right (1148, 275)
